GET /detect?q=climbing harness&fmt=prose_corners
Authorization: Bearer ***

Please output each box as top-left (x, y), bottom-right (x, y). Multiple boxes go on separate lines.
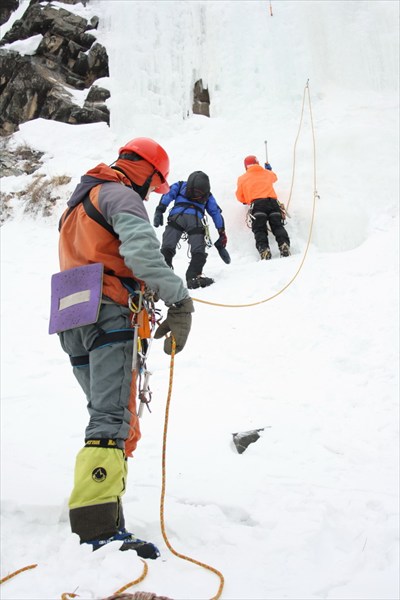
top-left (202, 215), bottom-right (213, 248)
top-left (245, 200), bottom-right (287, 233)
top-left (279, 201), bottom-right (288, 224)
top-left (177, 215), bottom-right (212, 262)
top-left (245, 207), bottom-right (254, 228)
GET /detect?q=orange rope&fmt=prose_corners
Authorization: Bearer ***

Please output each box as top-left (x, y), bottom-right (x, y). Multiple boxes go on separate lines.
top-left (60, 557), bottom-right (148, 599)
top-left (112, 560), bottom-right (149, 596)
top-left (159, 337), bottom-right (225, 600)
top-left (0, 563), bottom-right (37, 585)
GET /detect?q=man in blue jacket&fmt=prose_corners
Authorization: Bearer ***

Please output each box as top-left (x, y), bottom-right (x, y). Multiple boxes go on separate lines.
top-left (153, 171), bottom-right (227, 289)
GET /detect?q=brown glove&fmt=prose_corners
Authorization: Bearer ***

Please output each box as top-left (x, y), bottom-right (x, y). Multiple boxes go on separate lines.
top-left (154, 297), bottom-right (194, 355)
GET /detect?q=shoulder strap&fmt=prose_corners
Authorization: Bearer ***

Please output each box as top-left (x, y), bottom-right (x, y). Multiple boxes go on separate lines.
top-left (58, 193), bottom-right (119, 240)
top-left (82, 195), bottom-right (119, 239)
top-left (58, 206), bottom-right (73, 232)
top-left (59, 193), bottom-right (141, 293)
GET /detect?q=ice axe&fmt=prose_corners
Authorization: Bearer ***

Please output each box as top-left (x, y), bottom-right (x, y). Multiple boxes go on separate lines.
top-left (264, 139), bottom-right (268, 163)
top-left (264, 140), bottom-right (272, 170)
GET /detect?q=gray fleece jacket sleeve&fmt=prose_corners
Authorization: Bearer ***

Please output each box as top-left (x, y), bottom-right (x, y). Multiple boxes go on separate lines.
top-left (112, 212), bottom-right (189, 306)
top-left (98, 182), bottom-right (189, 305)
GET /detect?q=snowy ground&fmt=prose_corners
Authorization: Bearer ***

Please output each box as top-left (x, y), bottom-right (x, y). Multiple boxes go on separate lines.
top-left (1, 1), bottom-right (399, 599)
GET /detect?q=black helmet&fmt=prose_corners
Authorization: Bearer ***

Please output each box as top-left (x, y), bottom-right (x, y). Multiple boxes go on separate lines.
top-left (185, 171), bottom-right (211, 202)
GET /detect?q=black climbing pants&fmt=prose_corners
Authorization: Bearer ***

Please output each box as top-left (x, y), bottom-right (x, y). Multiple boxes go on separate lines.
top-left (250, 198), bottom-right (290, 251)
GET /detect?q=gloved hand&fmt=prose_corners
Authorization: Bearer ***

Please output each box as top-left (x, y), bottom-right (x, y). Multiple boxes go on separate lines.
top-left (265, 163), bottom-right (272, 171)
top-left (217, 228), bottom-right (227, 248)
top-left (214, 238), bottom-right (231, 264)
top-left (154, 297), bottom-right (194, 354)
top-left (153, 206), bottom-right (165, 228)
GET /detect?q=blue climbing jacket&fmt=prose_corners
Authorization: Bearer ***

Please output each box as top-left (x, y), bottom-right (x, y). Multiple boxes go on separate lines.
top-left (159, 181), bottom-right (225, 230)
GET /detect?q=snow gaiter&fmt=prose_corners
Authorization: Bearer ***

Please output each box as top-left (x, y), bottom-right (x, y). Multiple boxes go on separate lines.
top-left (69, 445), bottom-right (128, 542)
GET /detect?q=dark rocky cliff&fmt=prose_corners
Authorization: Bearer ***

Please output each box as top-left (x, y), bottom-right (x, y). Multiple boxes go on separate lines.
top-left (0, 0), bottom-right (110, 136)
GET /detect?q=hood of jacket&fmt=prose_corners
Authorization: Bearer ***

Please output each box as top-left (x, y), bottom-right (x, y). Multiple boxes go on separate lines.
top-left (67, 163), bottom-right (131, 208)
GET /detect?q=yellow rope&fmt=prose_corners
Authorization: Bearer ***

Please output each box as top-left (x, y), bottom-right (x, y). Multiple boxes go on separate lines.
top-left (287, 79), bottom-right (318, 212)
top-left (307, 82), bottom-right (319, 205)
top-left (0, 564), bottom-right (38, 585)
top-left (160, 337), bottom-right (225, 600)
top-left (191, 79), bottom-right (318, 310)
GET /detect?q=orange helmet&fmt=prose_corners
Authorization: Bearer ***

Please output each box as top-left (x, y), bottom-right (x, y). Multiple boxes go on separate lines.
top-left (119, 137), bottom-right (170, 193)
top-left (244, 155), bottom-right (259, 169)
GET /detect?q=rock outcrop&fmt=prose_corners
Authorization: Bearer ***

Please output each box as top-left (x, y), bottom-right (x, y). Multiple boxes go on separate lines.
top-left (0, 0), bottom-right (110, 136)
top-left (0, 0), bottom-right (19, 27)
top-left (192, 79), bottom-right (210, 117)
top-left (0, 1), bottom-right (211, 137)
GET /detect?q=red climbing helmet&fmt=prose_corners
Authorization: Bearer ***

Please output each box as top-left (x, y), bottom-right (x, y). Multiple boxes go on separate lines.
top-left (244, 155), bottom-right (259, 169)
top-left (118, 137), bottom-right (170, 193)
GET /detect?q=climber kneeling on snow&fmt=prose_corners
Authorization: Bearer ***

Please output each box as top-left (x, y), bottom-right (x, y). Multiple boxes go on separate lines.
top-left (54, 137), bottom-right (194, 560)
top-left (153, 170), bottom-right (228, 289)
top-left (236, 155), bottom-right (290, 260)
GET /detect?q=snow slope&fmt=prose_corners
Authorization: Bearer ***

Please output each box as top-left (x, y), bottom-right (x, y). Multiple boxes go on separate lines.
top-left (1, 1), bottom-right (399, 599)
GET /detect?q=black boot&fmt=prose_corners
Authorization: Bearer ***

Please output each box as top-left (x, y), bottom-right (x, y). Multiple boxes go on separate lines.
top-left (187, 275), bottom-right (215, 289)
top-left (279, 243), bottom-right (291, 257)
top-left (257, 244), bottom-right (271, 260)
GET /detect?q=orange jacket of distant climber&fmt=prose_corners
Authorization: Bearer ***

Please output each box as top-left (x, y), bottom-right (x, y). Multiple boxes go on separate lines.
top-left (236, 164), bottom-right (278, 204)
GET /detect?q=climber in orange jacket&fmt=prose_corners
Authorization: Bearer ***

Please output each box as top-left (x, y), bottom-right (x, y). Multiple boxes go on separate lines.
top-left (56, 137), bottom-right (194, 560)
top-left (236, 155), bottom-right (290, 259)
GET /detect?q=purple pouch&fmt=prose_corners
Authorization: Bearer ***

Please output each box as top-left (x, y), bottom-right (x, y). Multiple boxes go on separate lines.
top-left (49, 263), bottom-right (104, 334)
